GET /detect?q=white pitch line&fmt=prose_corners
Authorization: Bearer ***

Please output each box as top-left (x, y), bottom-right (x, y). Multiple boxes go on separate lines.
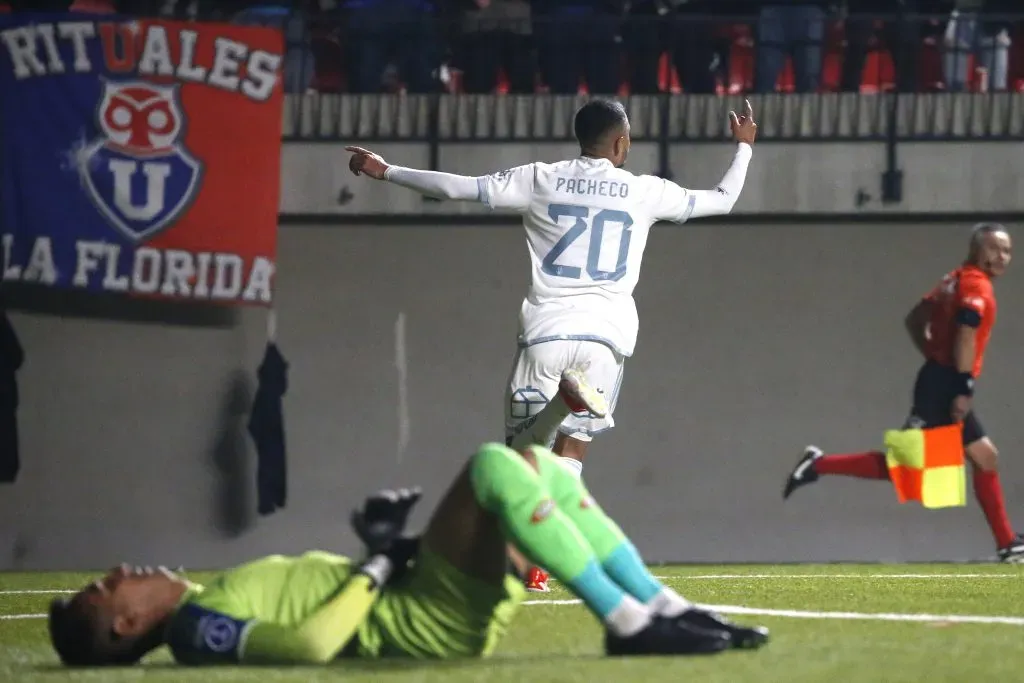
top-left (521, 599), bottom-right (1024, 625)
top-left (5, 600), bottom-right (1024, 626)
top-left (659, 573), bottom-right (1021, 580)
top-left (11, 599), bottom-right (1024, 625)
top-left (702, 604), bottom-right (1024, 625)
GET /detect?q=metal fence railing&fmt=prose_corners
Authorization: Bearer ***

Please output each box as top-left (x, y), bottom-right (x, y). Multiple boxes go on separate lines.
top-left (281, 91), bottom-right (1024, 142)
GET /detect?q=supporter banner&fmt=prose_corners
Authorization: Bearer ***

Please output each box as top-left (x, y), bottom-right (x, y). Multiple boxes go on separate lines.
top-left (0, 13), bottom-right (283, 305)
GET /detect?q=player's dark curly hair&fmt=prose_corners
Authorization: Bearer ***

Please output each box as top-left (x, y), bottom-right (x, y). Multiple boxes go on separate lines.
top-left (48, 597), bottom-right (149, 667)
top-left (573, 99), bottom-right (628, 152)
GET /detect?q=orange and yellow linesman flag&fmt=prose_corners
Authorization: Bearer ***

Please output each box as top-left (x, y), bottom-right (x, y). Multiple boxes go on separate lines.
top-left (883, 424), bottom-right (966, 508)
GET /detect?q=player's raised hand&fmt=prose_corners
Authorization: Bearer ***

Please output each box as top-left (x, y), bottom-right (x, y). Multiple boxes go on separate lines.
top-left (345, 145), bottom-right (389, 180)
top-left (729, 99), bottom-right (757, 145)
top-left (351, 487), bottom-right (423, 556)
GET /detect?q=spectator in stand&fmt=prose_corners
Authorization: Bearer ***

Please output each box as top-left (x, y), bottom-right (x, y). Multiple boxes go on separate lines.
top-left (671, 0), bottom-right (739, 94)
top-left (534, 0), bottom-right (624, 95)
top-left (340, 0), bottom-right (440, 93)
top-left (754, 0), bottom-right (829, 93)
top-left (70, 0), bottom-right (114, 11)
top-left (942, 0), bottom-right (1014, 91)
top-left (7, 0), bottom-right (73, 9)
top-left (458, 0), bottom-right (535, 94)
top-left (623, 0), bottom-right (668, 95)
top-left (157, 0), bottom-right (241, 20)
top-left (233, 2), bottom-right (317, 93)
top-left (840, 0), bottom-right (921, 93)
top-left (625, 0), bottom-right (729, 95)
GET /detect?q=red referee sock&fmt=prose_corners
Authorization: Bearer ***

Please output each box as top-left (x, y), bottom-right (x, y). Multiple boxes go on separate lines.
top-left (813, 451), bottom-right (890, 480)
top-left (972, 466), bottom-right (1016, 549)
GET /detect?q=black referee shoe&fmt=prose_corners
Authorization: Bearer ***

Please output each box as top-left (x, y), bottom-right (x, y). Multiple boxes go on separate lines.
top-left (677, 607), bottom-right (770, 649)
top-left (605, 615), bottom-right (731, 657)
top-left (998, 534), bottom-right (1024, 563)
top-left (782, 446), bottom-right (823, 500)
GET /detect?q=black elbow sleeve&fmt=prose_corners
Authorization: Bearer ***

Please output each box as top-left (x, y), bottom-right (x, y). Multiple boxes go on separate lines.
top-left (955, 307), bottom-right (982, 328)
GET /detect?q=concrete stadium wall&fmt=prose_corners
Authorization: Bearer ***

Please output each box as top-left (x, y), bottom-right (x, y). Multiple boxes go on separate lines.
top-left (281, 141), bottom-right (1024, 218)
top-left (2, 221), bottom-right (1023, 570)
top-left (277, 93), bottom-right (1024, 217)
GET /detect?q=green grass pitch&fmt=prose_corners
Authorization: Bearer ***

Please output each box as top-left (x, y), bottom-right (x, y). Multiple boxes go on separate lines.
top-left (2, 564), bottom-right (1022, 682)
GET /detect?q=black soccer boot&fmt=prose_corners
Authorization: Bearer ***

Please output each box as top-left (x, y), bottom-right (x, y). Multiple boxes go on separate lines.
top-left (605, 615), bottom-right (731, 657)
top-left (782, 446), bottom-right (824, 500)
top-left (676, 607), bottom-right (770, 649)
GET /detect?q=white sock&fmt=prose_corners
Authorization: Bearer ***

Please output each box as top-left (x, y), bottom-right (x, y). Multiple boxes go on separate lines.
top-left (646, 587), bottom-right (693, 618)
top-left (606, 595), bottom-right (652, 638)
top-left (509, 395), bottom-right (572, 451)
top-left (556, 455), bottom-right (584, 479)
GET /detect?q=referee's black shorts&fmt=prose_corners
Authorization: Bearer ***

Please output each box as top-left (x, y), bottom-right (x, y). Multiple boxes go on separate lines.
top-left (903, 360), bottom-right (986, 446)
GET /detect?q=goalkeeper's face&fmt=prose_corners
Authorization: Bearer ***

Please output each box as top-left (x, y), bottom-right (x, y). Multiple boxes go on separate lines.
top-left (89, 564), bottom-right (183, 634)
top-left (49, 565), bottom-right (184, 666)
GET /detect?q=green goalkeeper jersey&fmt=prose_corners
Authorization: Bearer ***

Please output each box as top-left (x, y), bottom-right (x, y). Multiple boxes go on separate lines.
top-left (165, 550), bottom-right (378, 665)
top-left (165, 548), bottom-right (524, 665)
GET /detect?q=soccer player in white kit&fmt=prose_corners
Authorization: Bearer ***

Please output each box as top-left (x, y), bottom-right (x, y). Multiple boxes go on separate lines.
top-left (346, 99), bottom-right (758, 591)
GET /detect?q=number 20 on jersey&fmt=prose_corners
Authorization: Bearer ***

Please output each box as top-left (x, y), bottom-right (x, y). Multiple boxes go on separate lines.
top-left (541, 203), bottom-right (634, 283)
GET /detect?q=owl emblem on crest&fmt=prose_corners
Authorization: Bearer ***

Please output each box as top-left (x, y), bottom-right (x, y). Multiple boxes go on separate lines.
top-left (78, 80), bottom-right (204, 243)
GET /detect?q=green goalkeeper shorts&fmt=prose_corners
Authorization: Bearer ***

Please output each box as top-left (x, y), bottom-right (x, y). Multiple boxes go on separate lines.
top-left (355, 544), bottom-right (526, 659)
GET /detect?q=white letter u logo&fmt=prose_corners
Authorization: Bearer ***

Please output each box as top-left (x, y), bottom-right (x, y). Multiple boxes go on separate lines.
top-left (108, 158), bottom-right (171, 221)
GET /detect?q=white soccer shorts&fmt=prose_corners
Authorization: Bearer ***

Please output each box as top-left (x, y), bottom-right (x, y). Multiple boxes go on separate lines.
top-left (504, 339), bottom-right (625, 444)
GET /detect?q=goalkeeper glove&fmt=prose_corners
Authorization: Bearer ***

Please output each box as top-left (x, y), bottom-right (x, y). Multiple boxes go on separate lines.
top-left (351, 487), bottom-right (423, 587)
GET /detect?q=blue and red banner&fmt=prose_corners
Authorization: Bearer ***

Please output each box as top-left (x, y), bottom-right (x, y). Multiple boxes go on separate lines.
top-left (0, 13), bottom-right (283, 305)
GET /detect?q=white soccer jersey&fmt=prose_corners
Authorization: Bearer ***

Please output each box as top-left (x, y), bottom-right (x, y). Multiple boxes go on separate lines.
top-left (476, 151), bottom-right (749, 357)
top-left (383, 143), bottom-right (752, 358)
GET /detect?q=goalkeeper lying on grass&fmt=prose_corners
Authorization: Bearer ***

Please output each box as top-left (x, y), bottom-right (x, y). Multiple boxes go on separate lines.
top-left (50, 440), bottom-right (769, 666)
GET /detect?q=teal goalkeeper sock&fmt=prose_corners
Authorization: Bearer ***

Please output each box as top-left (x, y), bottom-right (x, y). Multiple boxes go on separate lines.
top-left (602, 542), bottom-right (663, 604)
top-left (470, 443), bottom-right (651, 633)
top-left (531, 446), bottom-right (666, 605)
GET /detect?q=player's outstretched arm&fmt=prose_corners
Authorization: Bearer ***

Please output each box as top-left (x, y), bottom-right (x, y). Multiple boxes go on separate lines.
top-left (687, 142), bottom-right (753, 218)
top-left (346, 146), bottom-right (482, 201)
top-left (654, 101), bottom-right (757, 222)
